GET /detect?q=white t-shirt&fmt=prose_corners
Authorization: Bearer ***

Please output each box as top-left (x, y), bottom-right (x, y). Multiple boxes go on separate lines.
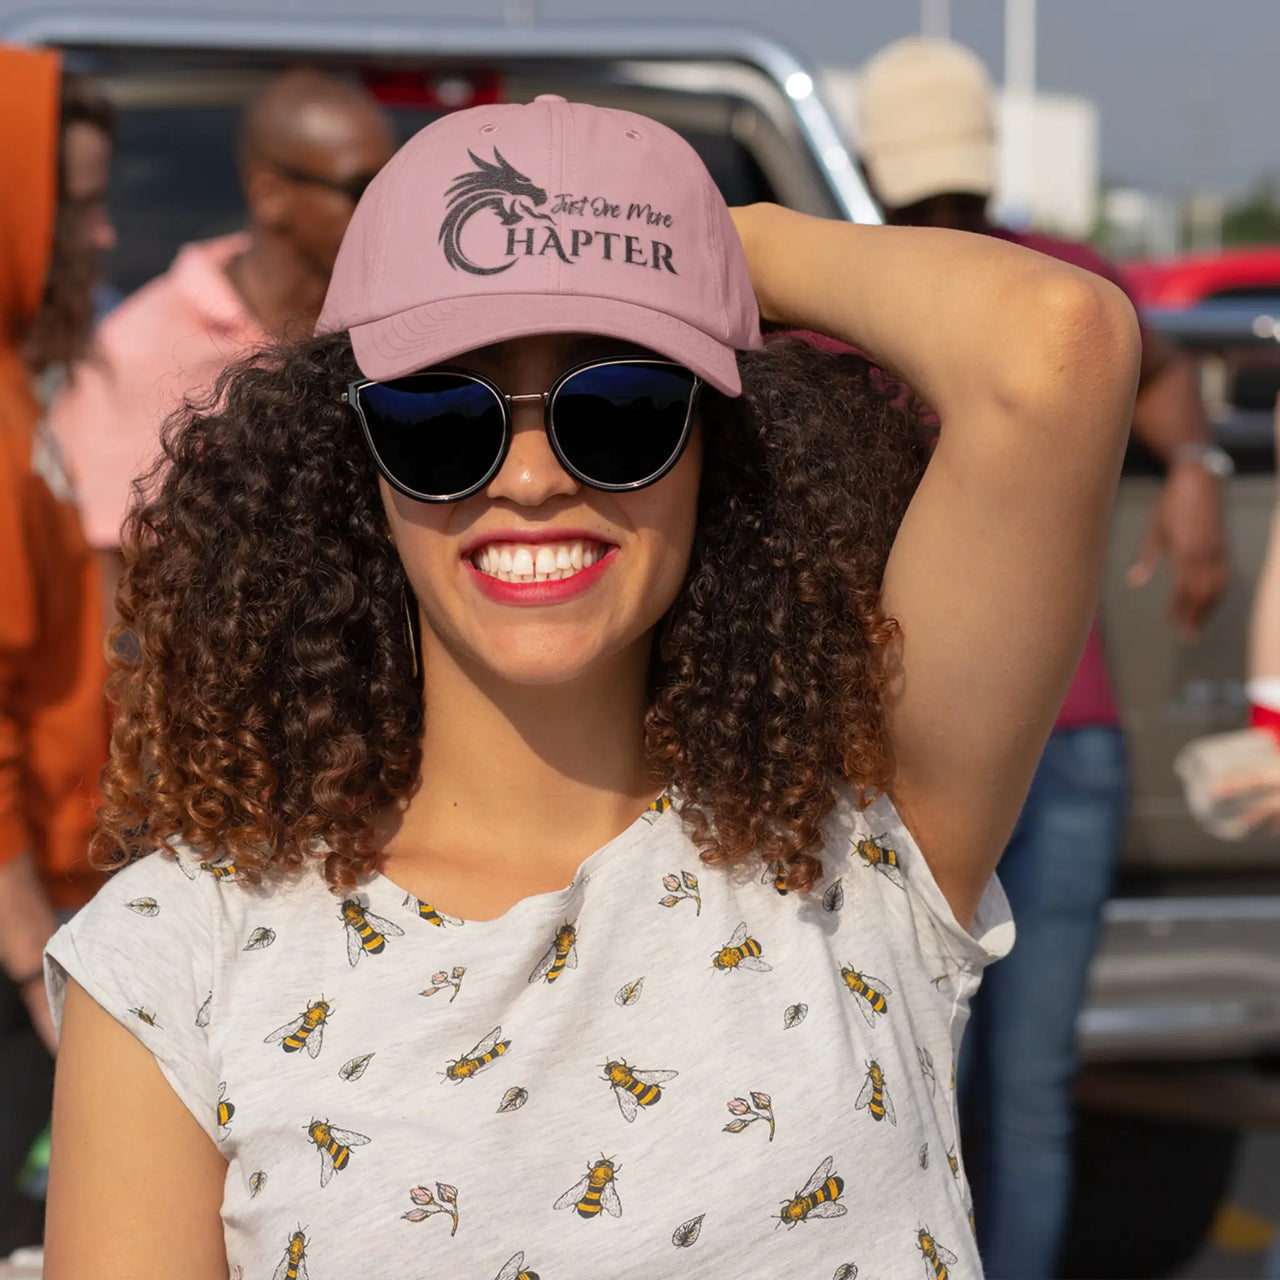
top-left (46, 789), bottom-right (1012, 1279)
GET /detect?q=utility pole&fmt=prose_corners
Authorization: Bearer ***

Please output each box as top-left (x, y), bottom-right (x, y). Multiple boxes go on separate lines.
top-left (921, 0), bottom-right (950, 39)
top-left (1003, 0), bottom-right (1037, 228)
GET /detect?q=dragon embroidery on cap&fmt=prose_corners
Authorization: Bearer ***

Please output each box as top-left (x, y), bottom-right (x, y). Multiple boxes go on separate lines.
top-left (439, 148), bottom-right (554, 276)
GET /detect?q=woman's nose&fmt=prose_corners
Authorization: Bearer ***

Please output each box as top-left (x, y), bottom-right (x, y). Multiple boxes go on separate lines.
top-left (485, 401), bottom-right (581, 507)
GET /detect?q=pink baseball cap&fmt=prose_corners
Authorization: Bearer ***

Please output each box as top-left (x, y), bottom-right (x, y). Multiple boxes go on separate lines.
top-left (315, 95), bottom-right (762, 396)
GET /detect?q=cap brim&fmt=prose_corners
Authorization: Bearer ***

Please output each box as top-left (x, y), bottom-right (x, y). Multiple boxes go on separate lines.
top-left (348, 292), bottom-right (748, 396)
top-left (863, 138), bottom-right (994, 209)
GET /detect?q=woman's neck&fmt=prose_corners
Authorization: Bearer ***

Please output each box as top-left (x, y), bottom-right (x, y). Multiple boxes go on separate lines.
top-left (380, 627), bottom-right (659, 901)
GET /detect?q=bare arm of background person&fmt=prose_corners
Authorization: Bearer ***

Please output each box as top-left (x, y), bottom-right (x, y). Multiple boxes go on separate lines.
top-left (1127, 328), bottom-right (1228, 638)
top-left (1209, 399), bottom-right (1280, 832)
top-left (0, 853), bottom-right (60, 1052)
top-left (733, 204), bottom-right (1140, 929)
top-left (44, 979), bottom-right (227, 1280)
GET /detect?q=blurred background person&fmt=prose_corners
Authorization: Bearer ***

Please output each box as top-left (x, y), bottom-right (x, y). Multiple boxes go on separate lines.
top-left (50, 68), bottom-right (394, 626)
top-left (856, 35), bottom-right (1230, 1280)
top-left (0, 45), bottom-right (115, 1251)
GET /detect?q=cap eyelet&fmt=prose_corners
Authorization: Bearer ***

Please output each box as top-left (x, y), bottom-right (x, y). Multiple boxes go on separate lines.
top-left (624, 129), bottom-right (642, 141)
top-left (480, 123), bottom-right (498, 135)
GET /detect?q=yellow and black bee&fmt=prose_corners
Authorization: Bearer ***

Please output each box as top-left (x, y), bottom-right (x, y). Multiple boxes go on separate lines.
top-left (602, 1059), bottom-right (678, 1122)
top-left (713, 921), bottom-right (773, 973)
top-left (445, 1025), bottom-right (510, 1082)
top-left (495, 1252), bottom-right (540, 1280)
top-left (305, 1118), bottom-right (370, 1187)
top-left (338, 898), bottom-right (404, 966)
top-left (776, 1155), bottom-right (847, 1229)
top-left (946, 1145), bottom-right (960, 1178)
top-left (216, 1082), bottom-right (235, 1136)
top-left (180, 855), bottom-right (239, 882)
top-left (762, 864), bottom-right (789, 895)
top-left (855, 1059), bottom-right (897, 1125)
top-left (855, 834), bottom-right (906, 888)
top-left (265, 998), bottom-right (332, 1059)
top-left (529, 921), bottom-right (578, 984)
top-left (128, 1006), bottom-right (159, 1027)
top-left (271, 1227), bottom-right (309, 1280)
top-left (643, 795), bottom-right (672, 822)
top-left (554, 1155), bottom-right (622, 1220)
top-left (840, 964), bottom-right (892, 1027)
top-left (917, 1227), bottom-right (958, 1279)
top-left (402, 893), bottom-right (463, 928)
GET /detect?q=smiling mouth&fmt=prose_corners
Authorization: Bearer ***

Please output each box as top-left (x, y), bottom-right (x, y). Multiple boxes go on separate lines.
top-left (469, 540), bottom-right (614, 584)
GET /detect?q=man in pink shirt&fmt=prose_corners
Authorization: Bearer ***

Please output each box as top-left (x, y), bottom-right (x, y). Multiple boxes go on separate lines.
top-left (857, 38), bottom-right (1229, 1280)
top-left (52, 69), bottom-right (394, 618)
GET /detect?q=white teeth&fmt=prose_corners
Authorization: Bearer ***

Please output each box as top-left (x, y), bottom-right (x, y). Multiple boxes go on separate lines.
top-left (471, 539), bottom-right (610, 584)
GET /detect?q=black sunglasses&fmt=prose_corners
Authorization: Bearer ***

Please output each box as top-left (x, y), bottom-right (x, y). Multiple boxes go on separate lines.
top-left (270, 159), bottom-right (379, 205)
top-left (344, 357), bottom-right (702, 503)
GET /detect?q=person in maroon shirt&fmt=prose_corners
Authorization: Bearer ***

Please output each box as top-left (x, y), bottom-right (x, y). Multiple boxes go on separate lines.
top-left (857, 36), bottom-right (1228, 1280)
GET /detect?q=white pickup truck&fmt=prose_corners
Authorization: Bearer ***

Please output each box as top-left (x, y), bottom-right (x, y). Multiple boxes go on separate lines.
top-left (5, 10), bottom-right (1278, 1275)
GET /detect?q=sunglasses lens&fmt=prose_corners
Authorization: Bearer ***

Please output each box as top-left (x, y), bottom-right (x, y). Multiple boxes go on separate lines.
top-left (357, 374), bottom-right (506, 499)
top-left (552, 362), bottom-right (697, 488)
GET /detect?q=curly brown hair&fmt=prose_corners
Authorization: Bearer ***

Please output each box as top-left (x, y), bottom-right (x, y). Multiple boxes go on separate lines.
top-left (95, 333), bottom-right (929, 893)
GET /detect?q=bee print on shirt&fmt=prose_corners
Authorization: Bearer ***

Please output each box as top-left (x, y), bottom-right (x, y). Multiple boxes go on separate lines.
top-left (724, 1091), bottom-right (775, 1140)
top-left (529, 921), bottom-right (578, 984)
top-left (855, 1060), bottom-right (896, 1125)
top-left (712, 922), bottom-right (772, 973)
top-left (658, 870), bottom-right (701, 914)
top-left (643, 794), bottom-right (672, 822)
top-left (840, 964), bottom-right (892, 1026)
top-left (763, 864), bottom-right (789, 895)
top-left (445, 1026), bottom-right (510, 1082)
top-left (776, 1155), bottom-right (847, 1229)
top-left (554, 1155), bottom-right (623, 1220)
top-left (129, 1006), bottom-right (160, 1027)
top-left (495, 1251), bottom-right (540, 1279)
top-left (602, 1058), bottom-right (678, 1122)
top-left (403, 893), bottom-right (463, 928)
top-left (855, 834), bottom-right (906, 888)
top-left (249, 1169), bottom-right (267, 1198)
top-left (339, 898), bottom-right (404, 966)
top-left (834, 1266), bottom-right (860, 1280)
top-left (265, 998), bottom-right (332, 1059)
top-left (179, 855), bottom-right (238, 881)
top-left (216, 1082), bottom-right (234, 1137)
top-left (918, 1227), bottom-right (959, 1278)
top-left (272, 1227), bottom-right (309, 1280)
top-left (306, 1118), bottom-right (370, 1187)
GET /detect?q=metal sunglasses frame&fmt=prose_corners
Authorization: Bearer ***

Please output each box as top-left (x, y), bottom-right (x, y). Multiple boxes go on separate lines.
top-left (343, 356), bottom-right (702, 504)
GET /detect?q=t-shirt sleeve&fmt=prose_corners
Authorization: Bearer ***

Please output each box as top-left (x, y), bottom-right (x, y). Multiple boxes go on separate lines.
top-left (852, 791), bottom-right (1015, 974)
top-left (45, 851), bottom-right (222, 1142)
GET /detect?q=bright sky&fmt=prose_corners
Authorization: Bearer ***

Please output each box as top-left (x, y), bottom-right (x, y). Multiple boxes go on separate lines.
top-left (548, 0), bottom-right (1280, 196)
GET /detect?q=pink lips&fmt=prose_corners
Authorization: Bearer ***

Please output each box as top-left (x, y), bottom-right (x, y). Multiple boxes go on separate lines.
top-left (462, 528), bottom-right (617, 607)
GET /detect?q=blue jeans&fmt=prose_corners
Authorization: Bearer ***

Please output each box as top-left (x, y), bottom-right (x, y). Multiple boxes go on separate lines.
top-left (960, 726), bottom-right (1126, 1280)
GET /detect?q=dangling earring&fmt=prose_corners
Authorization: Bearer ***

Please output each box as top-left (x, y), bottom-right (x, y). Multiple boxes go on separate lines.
top-left (401, 583), bottom-right (420, 681)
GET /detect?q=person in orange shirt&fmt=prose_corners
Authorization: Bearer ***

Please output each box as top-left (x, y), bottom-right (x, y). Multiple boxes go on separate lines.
top-left (0, 43), bottom-right (115, 1249)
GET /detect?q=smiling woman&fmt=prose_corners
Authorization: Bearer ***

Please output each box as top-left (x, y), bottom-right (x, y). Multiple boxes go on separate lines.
top-left (43, 95), bottom-right (1138, 1280)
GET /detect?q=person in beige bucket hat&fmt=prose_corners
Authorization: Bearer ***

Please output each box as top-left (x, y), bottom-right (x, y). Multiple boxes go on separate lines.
top-left (858, 34), bottom-right (1229, 1280)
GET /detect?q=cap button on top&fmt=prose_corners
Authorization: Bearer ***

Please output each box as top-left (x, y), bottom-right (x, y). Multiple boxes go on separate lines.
top-left (533, 94), bottom-right (567, 103)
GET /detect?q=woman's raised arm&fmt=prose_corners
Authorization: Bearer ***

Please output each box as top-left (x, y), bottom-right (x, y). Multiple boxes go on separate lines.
top-left (732, 204), bottom-right (1141, 926)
